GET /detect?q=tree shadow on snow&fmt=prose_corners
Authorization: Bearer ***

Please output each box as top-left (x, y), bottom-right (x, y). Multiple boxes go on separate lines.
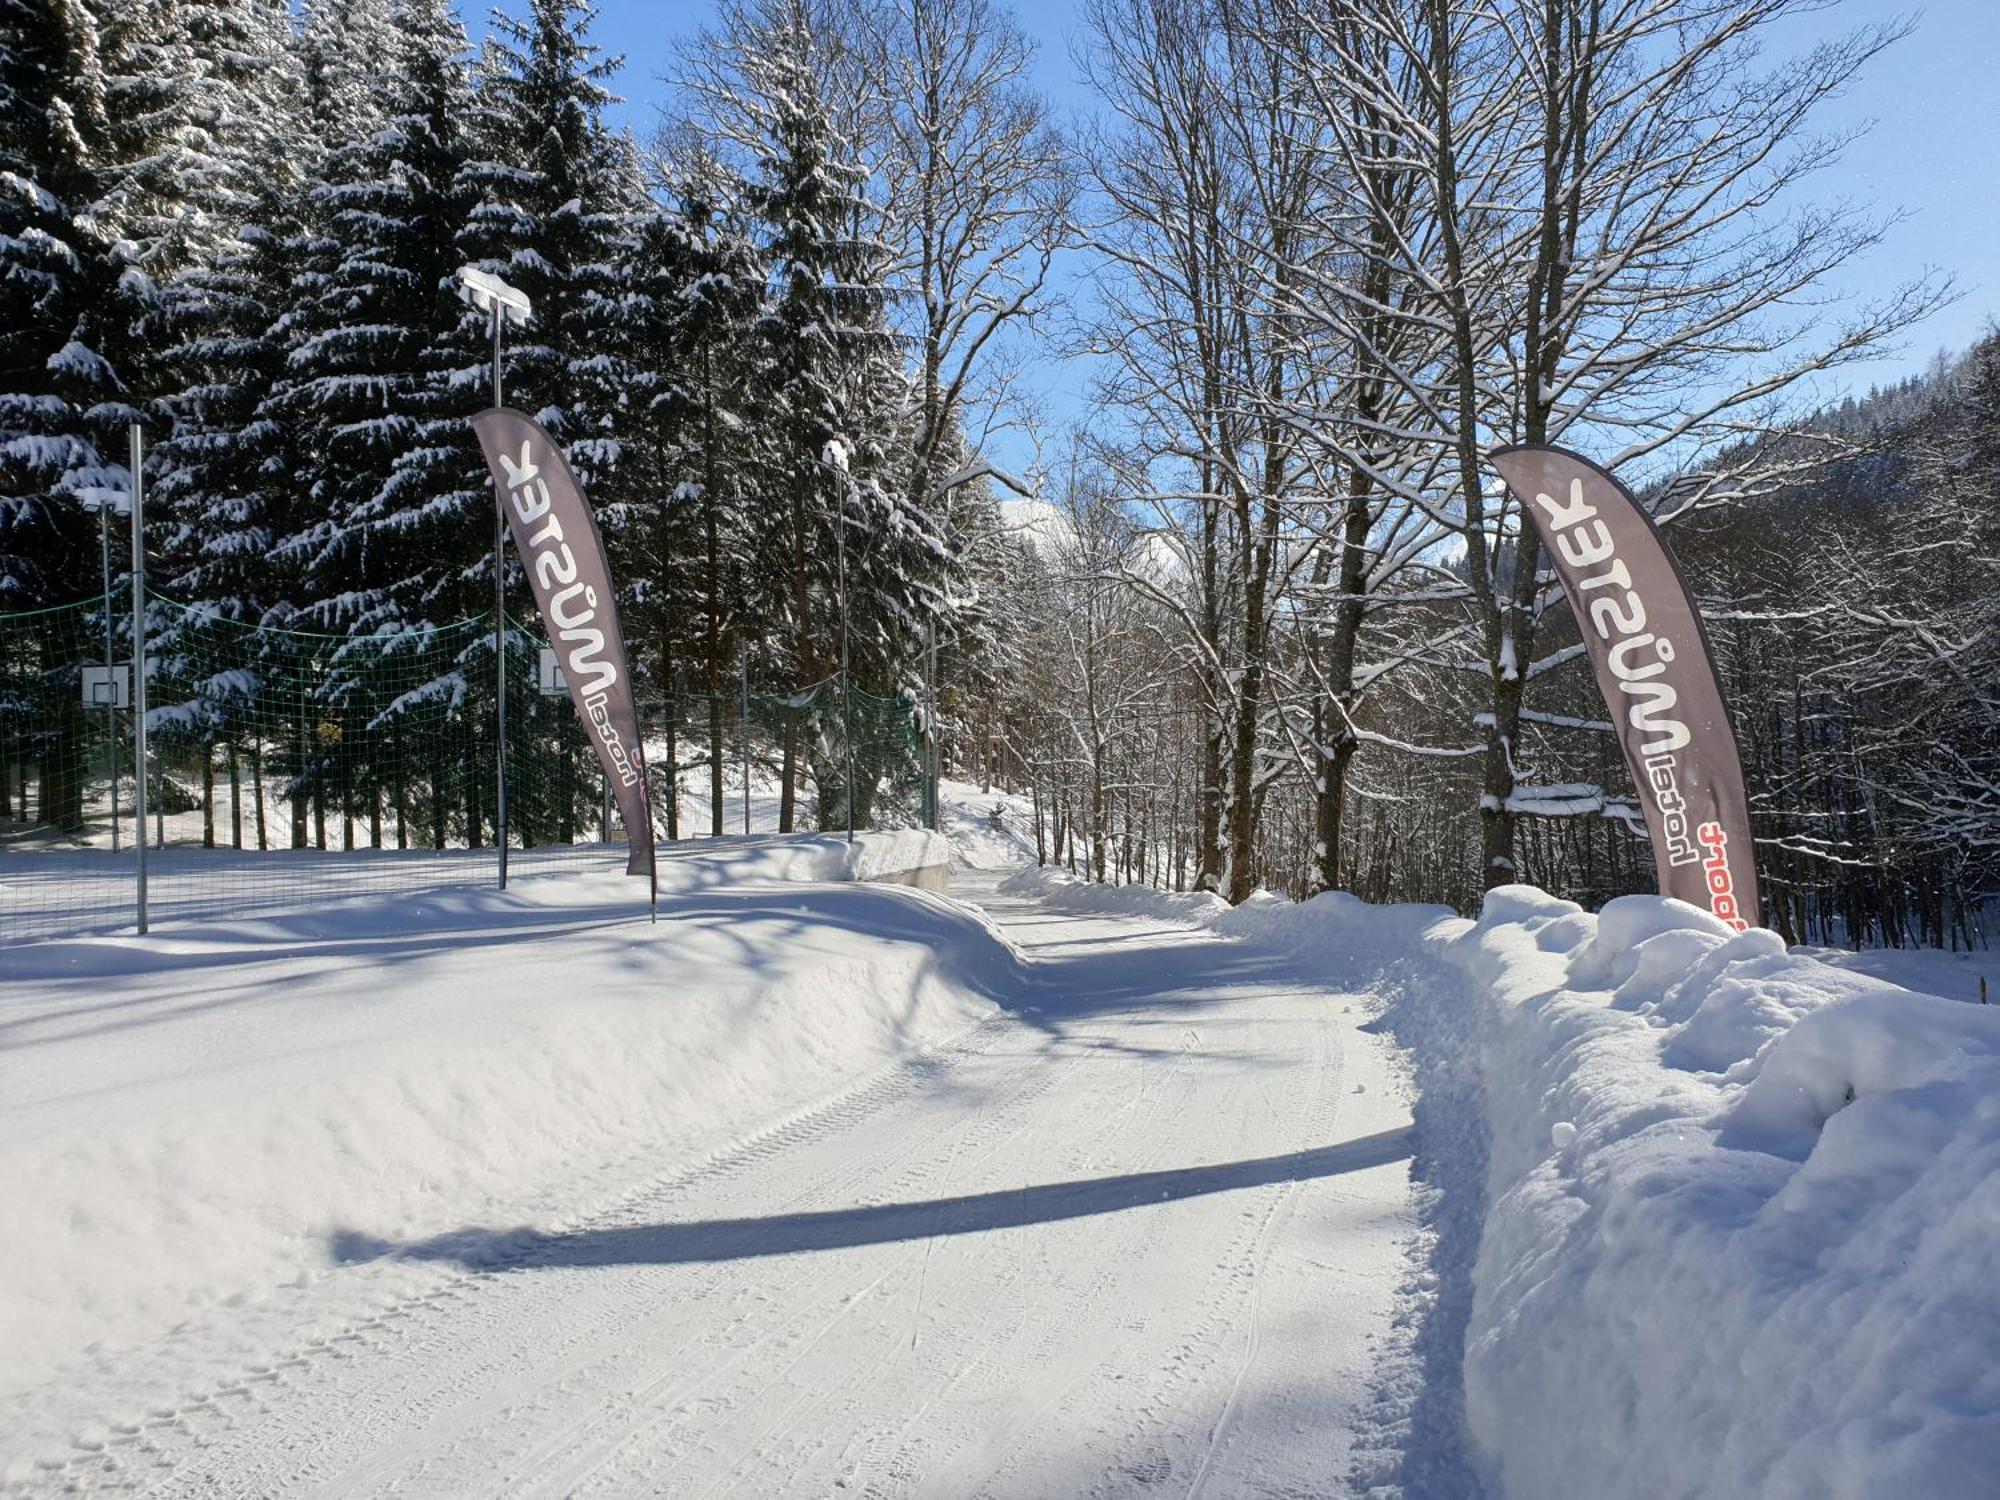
top-left (331, 1126), bottom-right (1414, 1271)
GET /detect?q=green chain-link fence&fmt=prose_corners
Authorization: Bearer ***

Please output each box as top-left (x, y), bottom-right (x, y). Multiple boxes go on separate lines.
top-left (1, 596), bottom-right (933, 943)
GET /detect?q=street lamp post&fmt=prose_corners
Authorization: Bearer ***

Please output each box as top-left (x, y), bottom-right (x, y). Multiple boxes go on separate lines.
top-left (128, 425), bottom-right (148, 930)
top-left (455, 266), bottom-right (532, 890)
top-left (837, 492), bottom-right (854, 843)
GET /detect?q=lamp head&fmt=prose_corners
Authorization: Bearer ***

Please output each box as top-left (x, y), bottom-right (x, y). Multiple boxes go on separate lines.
top-left (455, 265), bottom-right (532, 326)
top-left (76, 489), bottom-right (133, 517)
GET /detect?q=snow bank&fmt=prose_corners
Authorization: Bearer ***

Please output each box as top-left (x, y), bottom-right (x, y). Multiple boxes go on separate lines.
top-left (1796, 941), bottom-right (1994, 1008)
top-left (1426, 886), bottom-right (2000, 1499)
top-left (836, 827), bottom-right (951, 887)
top-left (997, 864), bottom-right (1446, 968)
top-left (1001, 861), bottom-right (2000, 1495)
top-left (0, 838), bottom-right (1011, 1407)
top-left (999, 861), bottom-right (1230, 922)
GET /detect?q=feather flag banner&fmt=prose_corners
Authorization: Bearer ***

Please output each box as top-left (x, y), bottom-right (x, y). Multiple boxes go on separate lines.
top-left (473, 408), bottom-right (655, 880)
top-left (1491, 444), bottom-right (1760, 930)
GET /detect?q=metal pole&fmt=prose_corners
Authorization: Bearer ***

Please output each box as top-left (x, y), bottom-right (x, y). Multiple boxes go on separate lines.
top-left (99, 498), bottom-right (119, 853)
top-left (924, 620), bottom-right (938, 831)
top-left (491, 304), bottom-right (508, 890)
top-left (739, 642), bottom-right (750, 835)
top-left (837, 496), bottom-right (853, 843)
top-left (129, 425), bottom-right (148, 934)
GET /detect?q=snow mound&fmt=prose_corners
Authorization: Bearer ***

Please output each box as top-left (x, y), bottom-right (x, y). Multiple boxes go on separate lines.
top-left (1430, 884), bottom-right (2000, 1500)
top-left (999, 862), bottom-right (1229, 921)
top-left (971, 869), bottom-right (1998, 1495)
top-left (0, 840), bottom-right (1014, 1408)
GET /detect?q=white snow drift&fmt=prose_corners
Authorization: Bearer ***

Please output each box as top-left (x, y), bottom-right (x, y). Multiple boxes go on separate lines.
top-left (1420, 887), bottom-right (2000, 1500)
top-left (0, 831), bottom-right (1004, 1407)
top-left (5, 822), bottom-right (1992, 1497)
top-left (995, 863), bottom-right (1999, 1497)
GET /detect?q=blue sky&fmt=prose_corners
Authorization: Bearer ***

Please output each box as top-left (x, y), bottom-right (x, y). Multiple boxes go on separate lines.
top-left (550, 0), bottom-right (1999, 434)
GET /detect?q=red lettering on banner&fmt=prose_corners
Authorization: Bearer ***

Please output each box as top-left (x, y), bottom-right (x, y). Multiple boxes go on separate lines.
top-left (1697, 821), bottom-right (1747, 931)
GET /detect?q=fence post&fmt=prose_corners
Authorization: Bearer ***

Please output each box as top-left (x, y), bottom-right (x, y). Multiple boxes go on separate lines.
top-left (129, 424), bottom-right (148, 935)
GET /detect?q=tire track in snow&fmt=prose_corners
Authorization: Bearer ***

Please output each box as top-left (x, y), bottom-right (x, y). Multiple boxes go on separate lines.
top-left (23, 1007), bottom-right (1028, 1497)
top-left (491, 1025), bottom-right (1103, 1498)
top-left (21, 875), bottom-right (1418, 1500)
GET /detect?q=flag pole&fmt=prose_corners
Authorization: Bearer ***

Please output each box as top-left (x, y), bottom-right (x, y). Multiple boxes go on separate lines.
top-left (490, 301), bottom-right (508, 891)
top-left (458, 266), bottom-right (530, 892)
top-left (838, 491), bottom-right (853, 843)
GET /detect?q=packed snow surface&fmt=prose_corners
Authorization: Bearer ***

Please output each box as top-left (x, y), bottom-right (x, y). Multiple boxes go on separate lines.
top-left (934, 775), bottom-right (1041, 870)
top-left (1, 827), bottom-right (1427, 1496)
top-left (5, 809), bottom-right (1992, 1497)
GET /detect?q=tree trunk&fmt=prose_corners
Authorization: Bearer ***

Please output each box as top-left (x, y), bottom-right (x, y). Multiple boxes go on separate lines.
top-left (430, 746), bottom-right (445, 851)
top-left (465, 750), bottom-right (481, 849)
top-left (778, 716), bottom-right (798, 834)
top-left (252, 741), bottom-right (267, 851)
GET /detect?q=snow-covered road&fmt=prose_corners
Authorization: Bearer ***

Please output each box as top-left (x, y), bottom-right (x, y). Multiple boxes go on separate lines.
top-left (17, 870), bottom-right (1422, 1498)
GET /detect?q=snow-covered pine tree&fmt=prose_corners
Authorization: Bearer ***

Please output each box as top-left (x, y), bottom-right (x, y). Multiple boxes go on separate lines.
top-left (152, 0), bottom-right (308, 628)
top-left (68, 0), bottom-right (319, 479)
top-left (187, 0), bottom-right (410, 852)
top-left (731, 8), bottom-right (910, 828)
top-left (376, 0), bottom-right (648, 632)
top-left (295, 0), bottom-right (403, 151)
top-left (362, 30), bottom-right (501, 634)
top-left (260, 0), bottom-right (497, 850)
top-left (349, 0), bottom-right (645, 848)
top-left (275, 0), bottom-right (477, 636)
top-left (135, 0), bottom-right (314, 849)
top-left (817, 372), bottom-right (962, 831)
top-left (255, 0), bottom-right (398, 613)
top-left (625, 163), bottom-right (766, 834)
top-left (453, 0), bottom-right (645, 500)
top-left (3, 0), bottom-right (269, 604)
top-left (0, 0), bottom-right (195, 830)
top-left (0, 0), bottom-right (125, 616)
